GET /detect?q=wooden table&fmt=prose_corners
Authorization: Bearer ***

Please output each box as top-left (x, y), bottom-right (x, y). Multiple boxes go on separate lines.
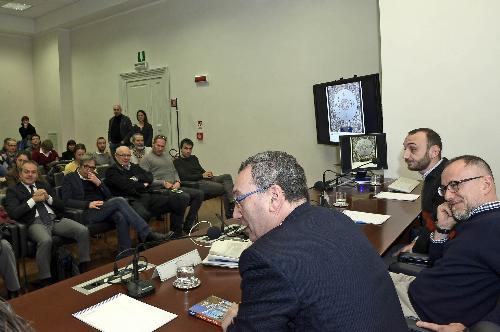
top-left (10, 180), bottom-right (422, 331)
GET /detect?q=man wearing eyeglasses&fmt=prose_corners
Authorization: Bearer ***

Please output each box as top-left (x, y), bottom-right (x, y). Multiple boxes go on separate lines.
top-left (400, 128), bottom-right (447, 254)
top-left (61, 154), bottom-right (168, 252)
top-left (221, 151), bottom-right (406, 332)
top-left (108, 104), bottom-right (132, 154)
top-left (391, 155), bottom-right (500, 331)
top-left (105, 146), bottom-right (189, 238)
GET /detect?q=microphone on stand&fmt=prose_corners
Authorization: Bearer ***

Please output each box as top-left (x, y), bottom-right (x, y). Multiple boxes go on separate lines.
top-left (113, 227), bottom-right (223, 299)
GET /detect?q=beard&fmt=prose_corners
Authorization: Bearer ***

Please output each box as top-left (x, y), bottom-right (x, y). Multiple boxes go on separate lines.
top-left (405, 154), bottom-right (431, 172)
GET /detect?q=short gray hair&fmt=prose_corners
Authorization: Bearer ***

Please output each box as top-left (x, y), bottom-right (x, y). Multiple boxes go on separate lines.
top-left (79, 153), bottom-right (96, 166)
top-left (239, 151), bottom-right (309, 202)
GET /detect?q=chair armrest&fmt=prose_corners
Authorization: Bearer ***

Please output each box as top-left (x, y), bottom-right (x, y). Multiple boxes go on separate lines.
top-left (397, 252), bottom-right (431, 266)
top-left (64, 207), bottom-right (86, 225)
top-left (16, 222), bottom-right (28, 258)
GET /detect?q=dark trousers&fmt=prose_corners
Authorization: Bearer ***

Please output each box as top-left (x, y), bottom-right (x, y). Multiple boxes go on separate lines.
top-left (83, 197), bottom-right (150, 251)
top-left (129, 192), bottom-right (189, 234)
top-left (183, 174), bottom-right (235, 218)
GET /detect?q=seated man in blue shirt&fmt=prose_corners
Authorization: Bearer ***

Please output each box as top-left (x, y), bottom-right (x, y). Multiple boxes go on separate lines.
top-left (391, 155), bottom-right (500, 331)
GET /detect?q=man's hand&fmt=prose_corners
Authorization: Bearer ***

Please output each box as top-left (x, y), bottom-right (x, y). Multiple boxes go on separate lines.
top-left (221, 303), bottom-right (239, 332)
top-left (436, 203), bottom-right (457, 230)
top-left (87, 172), bottom-right (101, 186)
top-left (88, 201), bottom-right (104, 209)
top-left (172, 181), bottom-right (181, 190)
top-left (416, 321), bottom-right (466, 332)
top-left (202, 171), bottom-right (213, 179)
top-left (32, 189), bottom-right (48, 202)
top-left (163, 181), bottom-right (173, 189)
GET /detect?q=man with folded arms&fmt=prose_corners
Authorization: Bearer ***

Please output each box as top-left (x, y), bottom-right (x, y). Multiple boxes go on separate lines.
top-left (61, 154), bottom-right (168, 252)
top-left (222, 151), bottom-right (406, 331)
top-left (5, 161), bottom-right (90, 287)
top-left (391, 155), bottom-right (500, 331)
top-left (105, 146), bottom-right (189, 238)
top-left (140, 135), bottom-right (204, 233)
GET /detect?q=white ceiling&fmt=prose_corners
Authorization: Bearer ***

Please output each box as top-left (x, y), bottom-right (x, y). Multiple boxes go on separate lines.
top-left (0, 0), bottom-right (159, 35)
top-left (0, 0), bottom-right (80, 19)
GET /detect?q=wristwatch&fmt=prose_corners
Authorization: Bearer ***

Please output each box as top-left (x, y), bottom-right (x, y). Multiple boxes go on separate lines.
top-left (435, 226), bottom-right (452, 234)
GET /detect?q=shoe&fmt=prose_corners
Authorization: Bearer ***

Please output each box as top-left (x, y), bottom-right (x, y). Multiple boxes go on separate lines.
top-left (7, 290), bottom-right (20, 299)
top-left (31, 278), bottom-right (52, 289)
top-left (144, 231), bottom-right (168, 243)
top-left (170, 231), bottom-right (184, 239)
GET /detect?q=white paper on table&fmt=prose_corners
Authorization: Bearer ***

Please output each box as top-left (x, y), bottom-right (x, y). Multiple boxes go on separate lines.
top-left (374, 191), bottom-right (420, 201)
top-left (343, 210), bottom-right (391, 225)
top-left (73, 293), bottom-right (177, 332)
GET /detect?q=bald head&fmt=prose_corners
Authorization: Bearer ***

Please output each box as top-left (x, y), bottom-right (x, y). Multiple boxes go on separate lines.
top-left (115, 146), bottom-right (132, 167)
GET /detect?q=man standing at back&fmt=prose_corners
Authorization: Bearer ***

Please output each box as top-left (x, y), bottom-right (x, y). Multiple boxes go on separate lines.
top-left (222, 151), bottom-right (406, 331)
top-left (174, 138), bottom-right (235, 219)
top-left (108, 105), bottom-right (132, 154)
top-left (401, 128), bottom-right (447, 254)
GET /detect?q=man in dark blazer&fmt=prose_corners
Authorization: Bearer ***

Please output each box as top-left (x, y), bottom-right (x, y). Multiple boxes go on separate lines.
top-left (108, 104), bottom-right (133, 154)
top-left (4, 160), bottom-right (90, 286)
top-left (61, 153), bottom-right (168, 252)
top-left (221, 151), bottom-right (406, 332)
top-left (105, 146), bottom-right (189, 237)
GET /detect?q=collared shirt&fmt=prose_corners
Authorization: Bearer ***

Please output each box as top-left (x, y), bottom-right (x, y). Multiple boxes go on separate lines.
top-left (423, 158), bottom-right (445, 179)
top-left (469, 201), bottom-right (500, 218)
top-left (39, 148), bottom-right (52, 158)
top-left (21, 182), bottom-right (55, 216)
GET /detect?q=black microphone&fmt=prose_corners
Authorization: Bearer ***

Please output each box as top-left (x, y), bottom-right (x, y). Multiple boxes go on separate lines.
top-left (113, 226), bottom-right (222, 299)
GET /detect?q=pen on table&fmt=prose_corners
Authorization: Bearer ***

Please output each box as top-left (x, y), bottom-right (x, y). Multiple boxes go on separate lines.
top-left (354, 220), bottom-right (367, 224)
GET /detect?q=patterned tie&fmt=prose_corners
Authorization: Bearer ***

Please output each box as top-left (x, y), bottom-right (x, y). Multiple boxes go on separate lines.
top-left (29, 185), bottom-right (52, 225)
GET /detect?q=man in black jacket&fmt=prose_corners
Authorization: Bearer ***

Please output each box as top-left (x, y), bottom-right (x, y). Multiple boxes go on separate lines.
top-left (4, 161), bottom-right (90, 286)
top-left (105, 146), bottom-right (189, 237)
top-left (61, 154), bottom-right (168, 252)
top-left (174, 138), bottom-right (234, 218)
top-left (108, 104), bottom-right (132, 154)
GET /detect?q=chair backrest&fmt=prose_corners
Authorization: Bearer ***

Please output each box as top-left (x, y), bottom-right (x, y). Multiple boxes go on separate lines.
top-left (54, 172), bottom-right (65, 187)
top-left (96, 165), bottom-right (109, 179)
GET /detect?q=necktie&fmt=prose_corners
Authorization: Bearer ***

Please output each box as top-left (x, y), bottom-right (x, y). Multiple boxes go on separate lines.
top-left (29, 185), bottom-right (52, 225)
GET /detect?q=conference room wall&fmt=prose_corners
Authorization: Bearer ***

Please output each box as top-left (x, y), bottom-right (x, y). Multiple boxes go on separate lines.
top-left (68, 0), bottom-right (381, 184)
top-left (380, 0), bottom-right (500, 181)
top-left (0, 33), bottom-right (35, 141)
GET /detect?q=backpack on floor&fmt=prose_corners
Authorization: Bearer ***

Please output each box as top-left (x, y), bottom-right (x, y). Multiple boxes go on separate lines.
top-left (50, 247), bottom-right (80, 282)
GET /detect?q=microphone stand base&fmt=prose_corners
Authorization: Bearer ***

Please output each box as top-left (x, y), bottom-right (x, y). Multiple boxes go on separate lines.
top-left (127, 279), bottom-right (155, 298)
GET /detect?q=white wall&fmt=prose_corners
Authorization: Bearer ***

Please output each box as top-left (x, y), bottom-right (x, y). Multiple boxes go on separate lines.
top-left (68, 0), bottom-right (381, 184)
top-left (380, 0), bottom-right (500, 181)
top-left (0, 33), bottom-right (34, 141)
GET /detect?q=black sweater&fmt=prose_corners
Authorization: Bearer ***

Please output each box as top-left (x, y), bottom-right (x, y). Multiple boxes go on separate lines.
top-left (173, 155), bottom-right (205, 181)
top-left (409, 207), bottom-right (500, 326)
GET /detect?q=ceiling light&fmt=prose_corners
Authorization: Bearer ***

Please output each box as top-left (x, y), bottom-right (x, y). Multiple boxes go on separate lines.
top-left (1, 2), bottom-right (32, 11)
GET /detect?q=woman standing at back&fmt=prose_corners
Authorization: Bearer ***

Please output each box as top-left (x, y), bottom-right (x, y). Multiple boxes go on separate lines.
top-left (132, 110), bottom-right (153, 147)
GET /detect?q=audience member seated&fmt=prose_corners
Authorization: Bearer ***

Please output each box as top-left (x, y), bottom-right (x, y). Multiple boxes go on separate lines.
top-left (174, 138), bottom-right (235, 218)
top-left (5, 151), bottom-right (31, 187)
top-left (63, 143), bottom-right (86, 175)
top-left (129, 133), bottom-right (151, 165)
top-left (32, 139), bottom-right (59, 172)
top-left (108, 104), bottom-right (132, 154)
top-left (93, 137), bottom-right (115, 166)
top-left (60, 139), bottom-right (76, 161)
top-left (390, 155), bottom-right (500, 331)
top-left (24, 134), bottom-right (40, 156)
top-left (4, 161), bottom-right (90, 287)
top-left (139, 135), bottom-right (203, 233)
top-left (0, 298), bottom-right (33, 331)
top-left (61, 154), bottom-right (168, 252)
top-left (18, 115), bottom-right (36, 151)
top-left (132, 110), bottom-right (153, 147)
top-left (221, 151), bottom-right (406, 331)
top-left (105, 146), bottom-right (189, 237)
top-left (0, 239), bottom-right (21, 299)
top-left (0, 138), bottom-right (18, 172)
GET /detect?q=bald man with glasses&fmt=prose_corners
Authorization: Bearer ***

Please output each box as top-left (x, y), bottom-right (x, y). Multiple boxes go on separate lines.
top-left (390, 155), bottom-right (500, 331)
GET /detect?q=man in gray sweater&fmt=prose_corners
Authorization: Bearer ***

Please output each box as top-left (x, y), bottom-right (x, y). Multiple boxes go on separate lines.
top-left (139, 135), bottom-right (204, 232)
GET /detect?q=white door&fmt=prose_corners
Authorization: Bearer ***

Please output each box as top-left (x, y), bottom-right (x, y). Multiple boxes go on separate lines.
top-left (124, 77), bottom-right (171, 145)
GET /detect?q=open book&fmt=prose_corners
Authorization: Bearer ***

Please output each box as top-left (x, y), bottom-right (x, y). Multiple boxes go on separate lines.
top-left (202, 238), bottom-right (252, 268)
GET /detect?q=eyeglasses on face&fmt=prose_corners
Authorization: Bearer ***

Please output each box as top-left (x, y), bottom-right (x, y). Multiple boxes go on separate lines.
top-left (82, 165), bottom-right (96, 170)
top-left (234, 188), bottom-right (268, 208)
top-left (116, 154), bottom-right (131, 158)
top-left (437, 176), bottom-right (483, 197)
